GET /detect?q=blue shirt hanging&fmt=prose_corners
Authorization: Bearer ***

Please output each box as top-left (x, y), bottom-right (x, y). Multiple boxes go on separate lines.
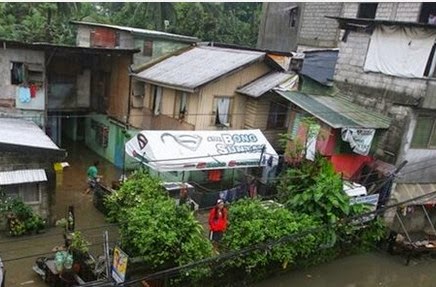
top-left (18, 86), bottom-right (31, 103)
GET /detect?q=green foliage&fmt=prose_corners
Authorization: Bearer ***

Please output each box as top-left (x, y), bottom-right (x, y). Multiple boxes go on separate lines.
top-left (278, 156), bottom-right (348, 224)
top-left (276, 155), bottom-right (387, 260)
top-left (0, 192), bottom-right (45, 236)
top-left (105, 171), bottom-right (212, 281)
top-left (70, 231), bottom-right (90, 254)
top-left (104, 170), bottom-right (167, 223)
top-left (0, 3), bottom-right (261, 47)
top-left (222, 199), bottom-right (326, 273)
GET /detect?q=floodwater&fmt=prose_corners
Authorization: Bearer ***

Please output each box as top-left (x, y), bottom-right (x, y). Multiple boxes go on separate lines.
top-left (252, 252), bottom-right (436, 287)
top-left (4, 140), bottom-right (436, 286)
top-left (2, 139), bottom-right (120, 286)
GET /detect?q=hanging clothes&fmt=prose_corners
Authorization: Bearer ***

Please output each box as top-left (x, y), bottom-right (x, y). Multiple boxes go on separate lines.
top-left (29, 83), bottom-right (37, 98)
top-left (18, 86), bottom-right (31, 103)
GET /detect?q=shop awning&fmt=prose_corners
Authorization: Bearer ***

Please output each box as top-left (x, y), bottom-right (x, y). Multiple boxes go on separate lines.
top-left (125, 129), bottom-right (279, 172)
top-left (275, 90), bottom-right (391, 129)
top-left (392, 183), bottom-right (436, 205)
top-left (0, 169), bottom-right (47, 185)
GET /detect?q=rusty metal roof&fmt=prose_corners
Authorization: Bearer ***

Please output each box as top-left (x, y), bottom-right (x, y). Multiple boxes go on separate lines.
top-left (134, 46), bottom-right (265, 92)
top-left (0, 118), bottom-right (60, 151)
top-left (71, 21), bottom-right (199, 43)
top-left (0, 169), bottom-right (47, 185)
top-left (276, 91), bottom-right (391, 129)
top-left (236, 72), bottom-right (296, 98)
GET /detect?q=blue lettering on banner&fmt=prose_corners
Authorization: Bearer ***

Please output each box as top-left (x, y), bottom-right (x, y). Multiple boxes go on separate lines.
top-left (208, 133), bottom-right (262, 155)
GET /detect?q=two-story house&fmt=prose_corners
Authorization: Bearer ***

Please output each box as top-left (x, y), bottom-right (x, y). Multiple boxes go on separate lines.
top-left (71, 21), bottom-right (198, 168)
top-left (0, 38), bottom-right (137, 221)
top-left (129, 44), bottom-right (296, 184)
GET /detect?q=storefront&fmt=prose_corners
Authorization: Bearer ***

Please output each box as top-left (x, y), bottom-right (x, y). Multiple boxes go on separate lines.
top-left (125, 129), bottom-right (279, 207)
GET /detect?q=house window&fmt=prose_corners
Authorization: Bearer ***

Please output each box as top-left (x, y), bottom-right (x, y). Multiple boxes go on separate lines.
top-left (143, 39), bottom-right (153, 56)
top-left (213, 97), bottom-right (231, 127)
top-left (357, 3), bottom-right (378, 19)
top-left (11, 62), bottom-right (26, 85)
top-left (152, 85), bottom-right (163, 115)
top-left (174, 91), bottom-right (187, 120)
top-left (411, 116), bottom-right (436, 148)
top-left (3, 183), bottom-right (41, 204)
top-left (267, 102), bottom-right (289, 129)
top-left (419, 3), bottom-right (436, 24)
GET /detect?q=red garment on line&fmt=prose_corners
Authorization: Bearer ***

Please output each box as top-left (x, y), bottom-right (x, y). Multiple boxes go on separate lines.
top-left (29, 84), bottom-right (37, 98)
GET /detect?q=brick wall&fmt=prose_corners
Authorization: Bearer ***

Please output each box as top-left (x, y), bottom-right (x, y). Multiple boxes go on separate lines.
top-left (395, 2), bottom-right (422, 22)
top-left (375, 3), bottom-right (397, 20)
top-left (298, 2), bottom-right (343, 48)
top-left (341, 3), bottom-right (358, 18)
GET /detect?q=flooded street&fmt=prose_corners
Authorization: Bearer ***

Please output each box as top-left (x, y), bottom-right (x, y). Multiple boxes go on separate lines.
top-left (2, 139), bottom-right (120, 286)
top-left (3, 140), bottom-right (436, 286)
top-left (252, 252), bottom-right (436, 287)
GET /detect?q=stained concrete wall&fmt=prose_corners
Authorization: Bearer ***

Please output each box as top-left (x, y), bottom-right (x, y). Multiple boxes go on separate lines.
top-left (0, 47), bottom-right (45, 126)
top-left (257, 2), bottom-right (303, 52)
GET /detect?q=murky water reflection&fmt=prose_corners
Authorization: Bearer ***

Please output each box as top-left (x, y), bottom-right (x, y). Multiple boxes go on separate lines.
top-left (252, 252), bottom-right (436, 287)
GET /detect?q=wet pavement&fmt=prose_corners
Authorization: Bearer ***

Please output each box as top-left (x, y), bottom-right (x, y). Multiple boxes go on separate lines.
top-left (2, 139), bottom-right (120, 286)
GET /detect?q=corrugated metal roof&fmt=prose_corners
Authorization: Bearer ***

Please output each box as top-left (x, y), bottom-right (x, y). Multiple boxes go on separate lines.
top-left (0, 169), bottom-right (47, 185)
top-left (392, 183), bottom-right (436, 205)
top-left (134, 46), bottom-right (265, 91)
top-left (71, 21), bottom-right (199, 43)
top-left (0, 39), bottom-right (139, 54)
top-left (276, 91), bottom-right (391, 129)
top-left (236, 72), bottom-right (296, 98)
top-left (0, 118), bottom-right (60, 150)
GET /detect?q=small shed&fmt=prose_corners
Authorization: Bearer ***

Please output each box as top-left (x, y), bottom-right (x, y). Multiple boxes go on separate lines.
top-left (0, 118), bottom-right (66, 223)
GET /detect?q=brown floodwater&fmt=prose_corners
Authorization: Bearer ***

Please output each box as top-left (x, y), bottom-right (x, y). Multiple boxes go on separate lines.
top-left (2, 139), bottom-right (120, 286)
top-left (251, 252), bottom-right (436, 287)
top-left (4, 140), bottom-right (436, 286)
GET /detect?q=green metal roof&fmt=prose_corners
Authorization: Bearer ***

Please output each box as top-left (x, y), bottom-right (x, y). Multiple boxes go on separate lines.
top-left (276, 90), bottom-right (391, 129)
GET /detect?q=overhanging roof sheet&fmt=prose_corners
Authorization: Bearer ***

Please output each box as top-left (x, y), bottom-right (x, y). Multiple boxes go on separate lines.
top-left (0, 118), bottom-right (60, 151)
top-left (125, 129), bottom-right (278, 172)
top-left (276, 91), bottom-right (391, 129)
top-left (301, 50), bottom-right (338, 86)
top-left (134, 46), bottom-right (265, 91)
top-left (236, 72), bottom-right (296, 98)
top-left (392, 183), bottom-right (436, 205)
top-left (0, 169), bottom-right (47, 185)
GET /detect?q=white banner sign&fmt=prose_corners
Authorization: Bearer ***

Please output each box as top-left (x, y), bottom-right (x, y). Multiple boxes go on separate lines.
top-left (125, 129), bottom-right (279, 172)
top-left (341, 128), bottom-right (375, 156)
top-left (350, 193), bottom-right (379, 223)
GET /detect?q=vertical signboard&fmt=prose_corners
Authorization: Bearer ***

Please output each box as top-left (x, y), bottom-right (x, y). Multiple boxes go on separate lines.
top-left (112, 246), bottom-right (128, 283)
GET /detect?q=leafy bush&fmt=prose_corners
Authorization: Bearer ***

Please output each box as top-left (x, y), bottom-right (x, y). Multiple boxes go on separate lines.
top-left (0, 194), bottom-right (45, 236)
top-left (104, 171), bottom-right (167, 223)
top-left (105, 171), bottom-right (213, 282)
top-left (222, 199), bottom-right (326, 273)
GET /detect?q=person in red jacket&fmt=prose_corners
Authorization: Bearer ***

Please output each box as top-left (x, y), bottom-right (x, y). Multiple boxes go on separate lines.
top-left (208, 199), bottom-right (228, 249)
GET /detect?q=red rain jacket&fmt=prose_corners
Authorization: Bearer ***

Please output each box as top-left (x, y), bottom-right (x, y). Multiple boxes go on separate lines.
top-left (208, 207), bottom-right (227, 232)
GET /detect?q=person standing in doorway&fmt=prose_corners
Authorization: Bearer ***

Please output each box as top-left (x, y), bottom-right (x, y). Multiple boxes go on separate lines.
top-left (208, 199), bottom-right (228, 253)
top-left (85, 161), bottom-right (101, 194)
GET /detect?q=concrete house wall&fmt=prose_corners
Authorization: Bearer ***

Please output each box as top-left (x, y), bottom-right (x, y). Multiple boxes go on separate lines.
top-left (0, 48), bottom-right (46, 126)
